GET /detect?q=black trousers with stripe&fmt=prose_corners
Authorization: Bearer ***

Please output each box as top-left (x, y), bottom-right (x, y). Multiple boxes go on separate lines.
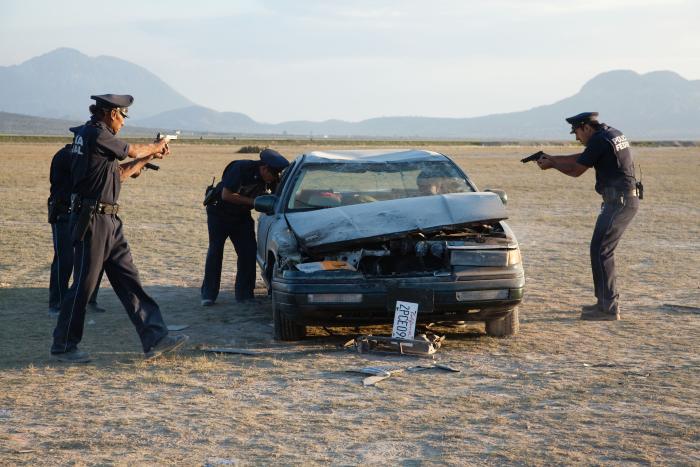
top-left (590, 196), bottom-right (639, 314)
top-left (49, 215), bottom-right (102, 310)
top-left (51, 213), bottom-right (168, 354)
top-left (200, 205), bottom-right (257, 302)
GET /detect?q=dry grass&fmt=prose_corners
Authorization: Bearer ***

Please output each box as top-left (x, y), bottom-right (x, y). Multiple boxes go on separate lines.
top-left (0, 142), bottom-right (698, 465)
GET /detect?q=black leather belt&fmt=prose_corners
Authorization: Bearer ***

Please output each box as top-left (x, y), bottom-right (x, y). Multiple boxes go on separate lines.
top-left (602, 188), bottom-right (637, 204)
top-left (97, 203), bottom-right (120, 215)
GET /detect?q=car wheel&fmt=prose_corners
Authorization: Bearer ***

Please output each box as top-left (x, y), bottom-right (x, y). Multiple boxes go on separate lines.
top-left (272, 291), bottom-right (306, 341)
top-left (485, 307), bottom-right (520, 337)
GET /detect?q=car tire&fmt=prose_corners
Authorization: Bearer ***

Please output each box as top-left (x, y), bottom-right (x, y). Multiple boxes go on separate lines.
top-left (272, 291), bottom-right (306, 341)
top-left (485, 307), bottom-right (520, 337)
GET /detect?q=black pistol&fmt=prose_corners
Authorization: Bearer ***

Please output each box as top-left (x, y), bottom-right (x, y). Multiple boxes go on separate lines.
top-left (520, 150), bottom-right (545, 163)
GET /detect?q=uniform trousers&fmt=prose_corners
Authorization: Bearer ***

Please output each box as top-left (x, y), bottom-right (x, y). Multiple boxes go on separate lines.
top-left (49, 214), bottom-right (102, 309)
top-left (51, 213), bottom-right (168, 354)
top-left (201, 205), bottom-right (257, 302)
top-left (590, 196), bottom-right (639, 314)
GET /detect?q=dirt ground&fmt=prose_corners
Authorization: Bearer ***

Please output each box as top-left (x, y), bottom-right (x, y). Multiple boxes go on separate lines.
top-left (0, 141), bottom-right (698, 465)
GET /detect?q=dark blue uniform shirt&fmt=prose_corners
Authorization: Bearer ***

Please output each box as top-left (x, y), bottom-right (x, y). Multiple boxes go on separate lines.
top-left (215, 160), bottom-right (273, 216)
top-left (576, 125), bottom-right (636, 194)
top-left (49, 144), bottom-right (74, 203)
top-left (70, 119), bottom-right (130, 204)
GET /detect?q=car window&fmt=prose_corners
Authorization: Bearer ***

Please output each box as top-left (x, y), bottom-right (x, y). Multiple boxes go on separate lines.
top-left (287, 161), bottom-right (473, 210)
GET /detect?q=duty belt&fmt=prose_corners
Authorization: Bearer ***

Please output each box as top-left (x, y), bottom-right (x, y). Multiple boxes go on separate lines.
top-left (96, 202), bottom-right (120, 215)
top-left (602, 187), bottom-right (637, 204)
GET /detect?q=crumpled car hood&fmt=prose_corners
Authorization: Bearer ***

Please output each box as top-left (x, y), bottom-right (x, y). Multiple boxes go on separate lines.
top-left (285, 192), bottom-right (507, 253)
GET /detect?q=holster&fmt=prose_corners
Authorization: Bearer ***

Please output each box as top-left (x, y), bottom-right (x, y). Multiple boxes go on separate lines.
top-left (203, 183), bottom-right (219, 206)
top-left (72, 198), bottom-right (98, 243)
top-left (48, 197), bottom-right (70, 223)
top-left (48, 198), bottom-right (58, 223)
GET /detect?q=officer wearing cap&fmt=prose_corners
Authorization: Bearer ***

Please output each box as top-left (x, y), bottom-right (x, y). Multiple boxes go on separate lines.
top-left (535, 112), bottom-right (640, 321)
top-left (50, 94), bottom-right (189, 362)
top-left (48, 143), bottom-right (105, 317)
top-left (200, 148), bottom-right (289, 306)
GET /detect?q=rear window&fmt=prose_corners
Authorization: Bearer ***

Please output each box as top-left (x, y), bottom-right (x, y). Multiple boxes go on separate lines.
top-left (287, 161), bottom-right (472, 210)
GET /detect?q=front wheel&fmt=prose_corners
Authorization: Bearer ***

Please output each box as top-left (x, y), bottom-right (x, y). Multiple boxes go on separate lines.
top-left (272, 291), bottom-right (306, 341)
top-left (485, 307), bottom-right (520, 337)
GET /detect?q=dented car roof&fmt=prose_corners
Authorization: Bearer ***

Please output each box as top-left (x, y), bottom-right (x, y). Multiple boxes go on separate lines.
top-left (285, 192), bottom-right (508, 252)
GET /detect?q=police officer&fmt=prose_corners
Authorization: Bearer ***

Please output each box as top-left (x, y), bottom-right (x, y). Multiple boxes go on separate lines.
top-left (201, 149), bottom-right (289, 306)
top-left (536, 112), bottom-right (639, 320)
top-left (48, 144), bottom-right (105, 317)
top-left (51, 94), bottom-right (188, 362)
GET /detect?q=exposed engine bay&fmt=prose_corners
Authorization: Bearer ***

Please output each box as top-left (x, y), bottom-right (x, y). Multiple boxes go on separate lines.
top-left (284, 222), bottom-right (516, 277)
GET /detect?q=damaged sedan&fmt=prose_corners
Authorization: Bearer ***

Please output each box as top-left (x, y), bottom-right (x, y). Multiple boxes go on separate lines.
top-left (254, 149), bottom-right (524, 340)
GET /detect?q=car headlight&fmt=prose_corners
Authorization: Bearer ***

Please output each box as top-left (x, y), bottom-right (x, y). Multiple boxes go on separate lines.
top-left (450, 248), bottom-right (521, 267)
top-left (507, 248), bottom-right (521, 266)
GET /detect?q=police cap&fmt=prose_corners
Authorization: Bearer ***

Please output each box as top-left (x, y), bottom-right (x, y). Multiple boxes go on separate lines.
top-left (260, 148), bottom-right (289, 172)
top-left (565, 112), bottom-right (599, 133)
top-left (91, 94), bottom-right (134, 118)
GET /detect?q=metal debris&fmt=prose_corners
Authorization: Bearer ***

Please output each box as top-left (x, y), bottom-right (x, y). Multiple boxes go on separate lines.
top-left (201, 347), bottom-right (260, 355)
top-left (663, 303), bottom-right (700, 313)
top-left (346, 362), bottom-right (461, 386)
top-left (353, 333), bottom-right (445, 357)
top-left (345, 366), bottom-right (407, 386)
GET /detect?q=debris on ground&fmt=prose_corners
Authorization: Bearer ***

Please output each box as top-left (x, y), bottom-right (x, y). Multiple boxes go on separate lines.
top-left (346, 366), bottom-right (406, 386)
top-left (352, 333), bottom-right (445, 357)
top-left (346, 362), bottom-right (461, 386)
top-left (200, 347), bottom-right (260, 355)
top-left (662, 303), bottom-right (700, 313)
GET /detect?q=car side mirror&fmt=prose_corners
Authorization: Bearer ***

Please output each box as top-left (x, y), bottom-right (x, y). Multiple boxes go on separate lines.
top-left (254, 194), bottom-right (278, 214)
top-left (485, 189), bottom-right (507, 205)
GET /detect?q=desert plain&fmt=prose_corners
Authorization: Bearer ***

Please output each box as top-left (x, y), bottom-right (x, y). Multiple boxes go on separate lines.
top-left (0, 140), bottom-right (698, 465)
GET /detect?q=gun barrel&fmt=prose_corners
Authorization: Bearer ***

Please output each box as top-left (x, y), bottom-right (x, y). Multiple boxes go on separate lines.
top-left (156, 131), bottom-right (179, 141)
top-left (520, 151), bottom-right (545, 163)
top-left (145, 162), bottom-right (160, 171)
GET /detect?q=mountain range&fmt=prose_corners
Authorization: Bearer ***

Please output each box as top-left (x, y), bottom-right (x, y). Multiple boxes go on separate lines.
top-left (1, 48), bottom-right (699, 139)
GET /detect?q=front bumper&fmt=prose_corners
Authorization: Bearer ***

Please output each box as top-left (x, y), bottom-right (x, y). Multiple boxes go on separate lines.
top-left (272, 267), bottom-right (524, 326)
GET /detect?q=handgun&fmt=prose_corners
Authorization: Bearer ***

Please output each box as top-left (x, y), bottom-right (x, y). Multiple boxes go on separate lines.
top-left (520, 150), bottom-right (545, 163)
top-left (146, 131), bottom-right (180, 170)
top-left (157, 130), bottom-right (180, 142)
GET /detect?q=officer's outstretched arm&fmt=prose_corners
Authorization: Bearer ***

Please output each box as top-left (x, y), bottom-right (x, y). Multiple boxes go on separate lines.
top-left (127, 138), bottom-right (169, 158)
top-left (538, 154), bottom-right (588, 177)
top-left (119, 155), bottom-right (157, 181)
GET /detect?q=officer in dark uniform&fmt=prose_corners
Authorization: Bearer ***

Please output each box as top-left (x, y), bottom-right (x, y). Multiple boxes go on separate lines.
top-left (48, 144), bottom-right (105, 316)
top-left (50, 94), bottom-right (188, 362)
top-left (536, 112), bottom-right (640, 320)
top-left (200, 149), bottom-right (289, 306)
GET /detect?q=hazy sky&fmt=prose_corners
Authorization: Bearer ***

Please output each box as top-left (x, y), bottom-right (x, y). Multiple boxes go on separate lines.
top-left (2, 0), bottom-right (699, 122)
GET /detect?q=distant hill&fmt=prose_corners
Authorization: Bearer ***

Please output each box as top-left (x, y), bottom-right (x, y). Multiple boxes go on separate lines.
top-left (0, 111), bottom-right (166, 137)
top-left (134, 105), bottom-right (261, 134)
top-left (135, 70), bottom-right (700, 140)
top-left (2, 47), bottom-right (699, 139)
top-left (0, 48), bottom-right (192, 120)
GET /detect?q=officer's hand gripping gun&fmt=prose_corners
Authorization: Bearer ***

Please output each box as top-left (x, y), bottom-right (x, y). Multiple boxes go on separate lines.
top-left (520, 150), bottom-right (545, 163)
top-left (145, 131), bottom-right (180, 171)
